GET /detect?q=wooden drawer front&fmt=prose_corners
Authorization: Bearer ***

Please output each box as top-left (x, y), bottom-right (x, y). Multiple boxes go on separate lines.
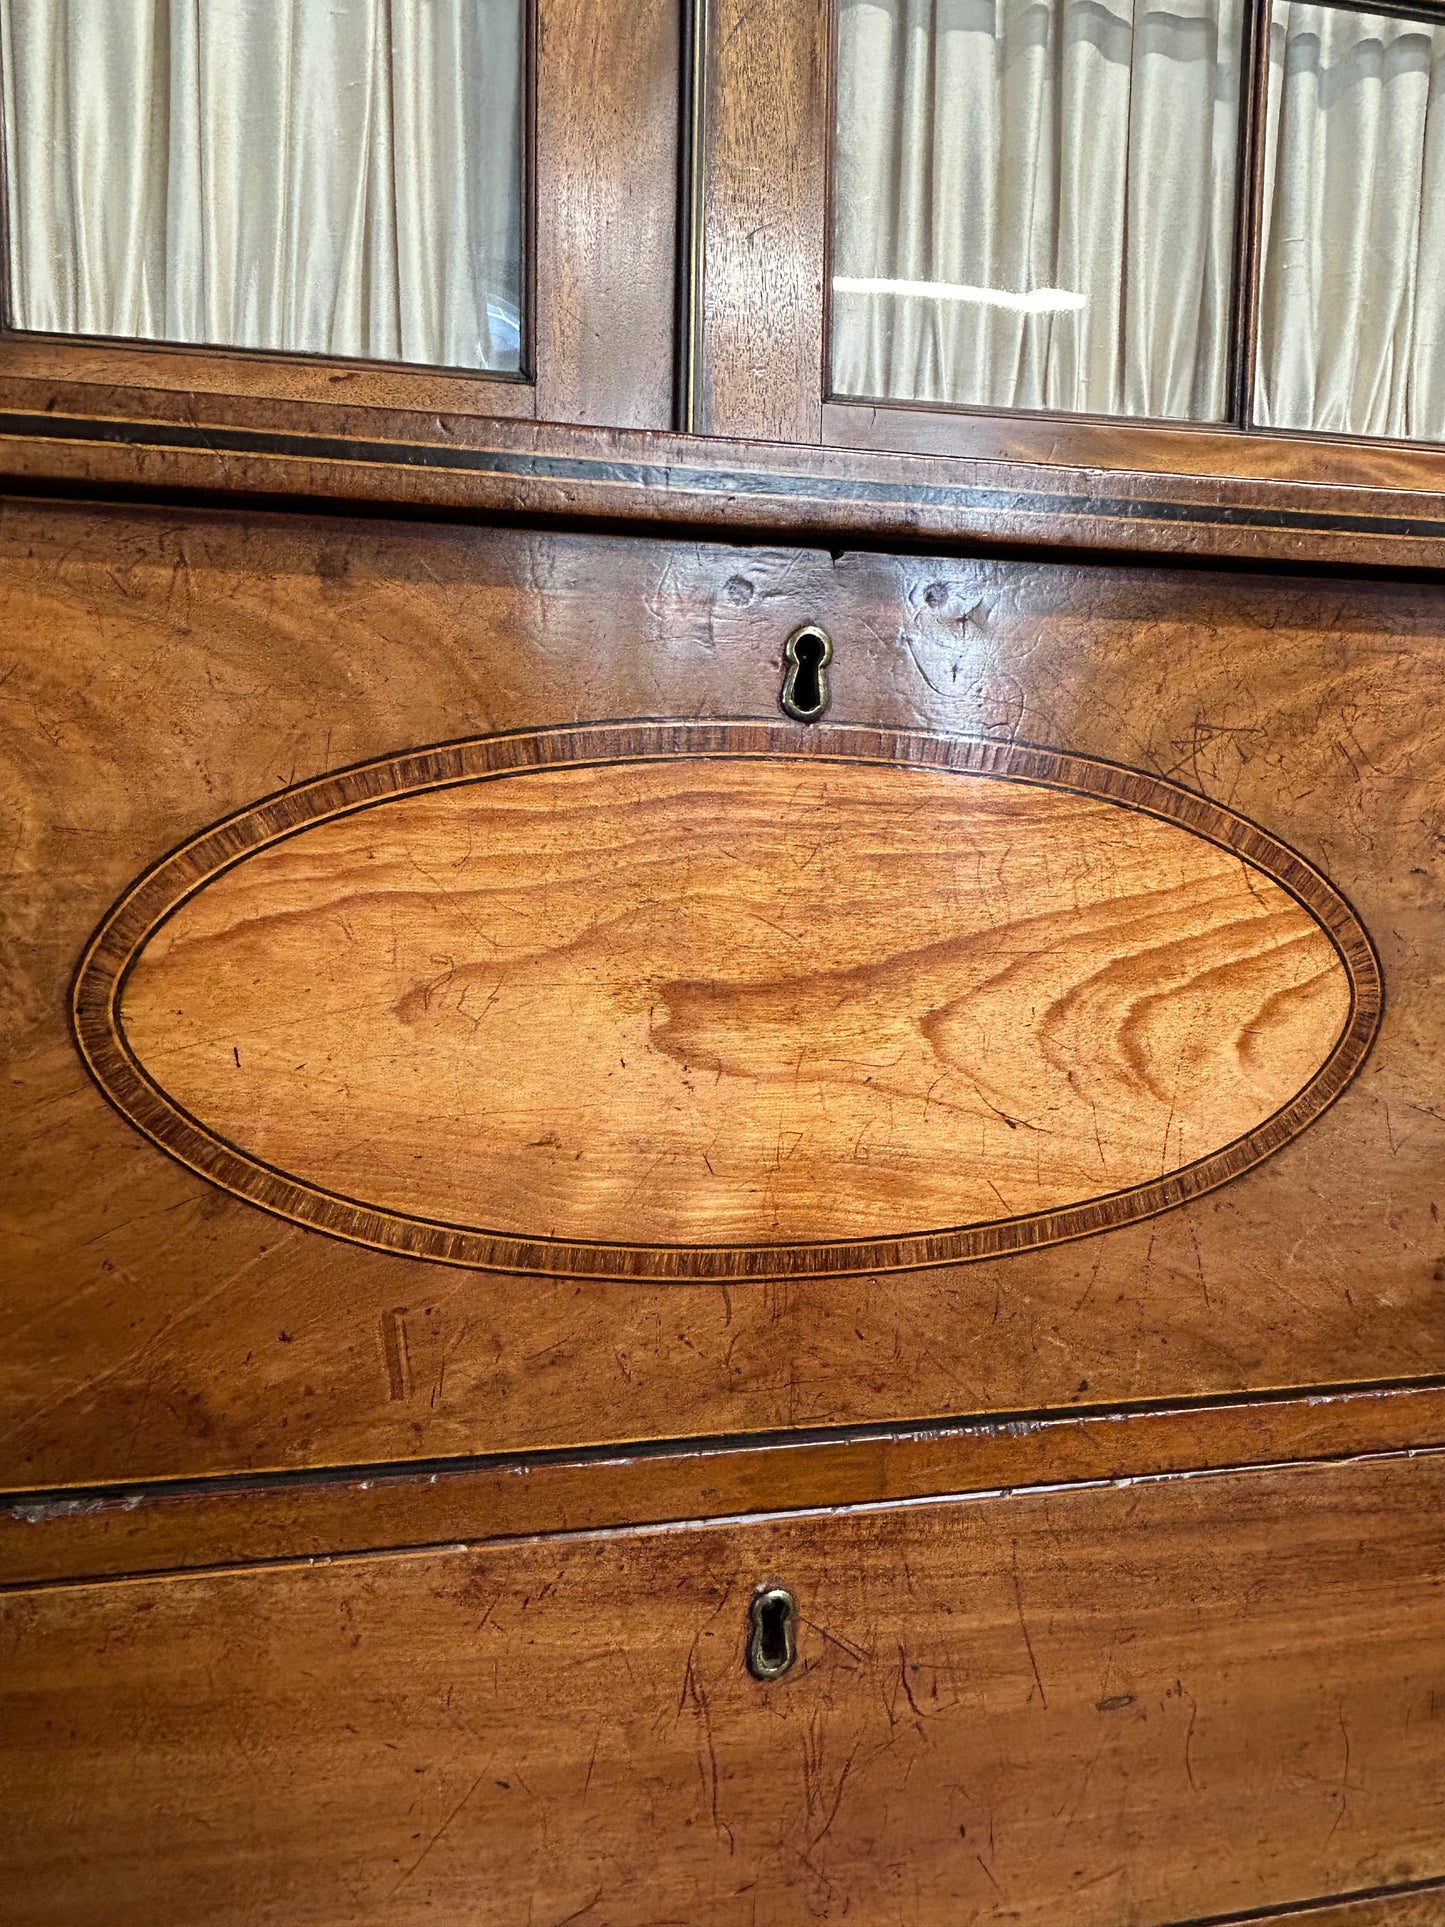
top-left (5, 500), bottom-right (1445, 1487)
top-left (5, 1453), bottom-right (1445, 1927)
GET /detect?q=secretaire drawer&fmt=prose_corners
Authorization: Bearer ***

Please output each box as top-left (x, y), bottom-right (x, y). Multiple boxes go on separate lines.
top-left (5, 1449), bottom-right (1444, 1927)
top-left (5, 501), bottom-right (1445, 1491)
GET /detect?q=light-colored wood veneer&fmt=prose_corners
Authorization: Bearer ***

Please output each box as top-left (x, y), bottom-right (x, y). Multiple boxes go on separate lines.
top-left (90, 725), bottom-right (1371, 1278)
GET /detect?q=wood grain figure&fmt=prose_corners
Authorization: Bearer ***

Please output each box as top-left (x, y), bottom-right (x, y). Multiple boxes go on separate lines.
top-left (78, 723), bottom-right (1376, 1279)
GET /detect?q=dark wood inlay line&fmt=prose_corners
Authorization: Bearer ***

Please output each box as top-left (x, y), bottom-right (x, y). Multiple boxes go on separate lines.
top-left (1181, 1873), bottom-right (1445, 1926)
top-left (9, 409), bottom-right (1445, 547)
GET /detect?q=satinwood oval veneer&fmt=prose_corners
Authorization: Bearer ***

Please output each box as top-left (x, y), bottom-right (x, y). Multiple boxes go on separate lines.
top-left (72, 721), bottom-right (1381, 1281)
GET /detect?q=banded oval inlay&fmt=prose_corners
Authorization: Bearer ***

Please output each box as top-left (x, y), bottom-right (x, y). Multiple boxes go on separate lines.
top-left (74, 721), bottom-right (1380, 1281)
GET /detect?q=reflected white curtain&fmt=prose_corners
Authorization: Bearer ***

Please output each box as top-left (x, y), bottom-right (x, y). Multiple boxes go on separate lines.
top-left (1256, 3), bottom-right (1445, 439)
top-left (832, 0), bottom-right (1243, 419)
top-left (0, 0), bottom-right (524, 370)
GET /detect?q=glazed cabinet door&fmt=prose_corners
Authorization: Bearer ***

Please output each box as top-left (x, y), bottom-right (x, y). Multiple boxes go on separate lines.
top-left (0, 0), bottom-right (679, 431)
top-left (695, 0), bottom-right (1445, 499)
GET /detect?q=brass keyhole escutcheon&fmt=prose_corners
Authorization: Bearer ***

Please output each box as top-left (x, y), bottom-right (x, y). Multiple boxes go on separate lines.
top-left (747, 1585), bottom-right (798, 1680)
top-left (780, 625), bottom-right (832, 723)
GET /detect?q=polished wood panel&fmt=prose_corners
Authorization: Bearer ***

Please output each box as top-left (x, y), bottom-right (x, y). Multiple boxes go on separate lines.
top-left (7, 1384), bottom-right (1445, 1589)
top-left (5, 505), bottom-right (1444, 1486)
top-left (6, 1453), bottom-right (1445, 1926)
top-left (533, 0), bottom-right (678, 428)
top-left (698, 0), bottom-right (827, 440)
top-left (87, 725), bottom-right (1369, 1278)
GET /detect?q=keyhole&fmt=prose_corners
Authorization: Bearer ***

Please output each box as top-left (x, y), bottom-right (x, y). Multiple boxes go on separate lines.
top-left (747, 1585), bottom-right (798, 1680)
top-left (780, 625), bottom-right (832, 723)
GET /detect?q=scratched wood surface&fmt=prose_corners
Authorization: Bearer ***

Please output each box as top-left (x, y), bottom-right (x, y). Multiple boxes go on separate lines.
top-left (3, 502), bottom-right (1443, 1485)
top-left (5, 1452), bottom-right (1445, 1927)
top-left (98, 730), bottom-right (1361, 1276)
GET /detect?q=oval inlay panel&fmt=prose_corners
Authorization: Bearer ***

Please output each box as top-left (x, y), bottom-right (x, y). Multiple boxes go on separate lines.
top-left (74, 722), bottom-right (1380, 1281)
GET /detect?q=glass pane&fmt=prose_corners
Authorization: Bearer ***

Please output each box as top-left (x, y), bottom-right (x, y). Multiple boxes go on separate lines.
top-left (832, 0), bottom-right (1244, 420)
top-left (1256, 2), bottom-right (1445, 439)
top-left (0, 0), bottom-right (524, 372)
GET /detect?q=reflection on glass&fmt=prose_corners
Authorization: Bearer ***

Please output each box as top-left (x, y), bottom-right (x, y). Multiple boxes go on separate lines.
top-left (0, 0), bottom-right (524, 372)
top-left (1256, 2), bottom-right (1445, 439)
top-left (832, 0), bottom-right (1244, 420)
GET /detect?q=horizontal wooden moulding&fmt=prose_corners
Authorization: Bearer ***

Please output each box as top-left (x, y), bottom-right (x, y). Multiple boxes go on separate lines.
top-left (7, 1380), bottom-right (1445, 1589)
top-left (9, 375), bottom-right (1445, 570)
